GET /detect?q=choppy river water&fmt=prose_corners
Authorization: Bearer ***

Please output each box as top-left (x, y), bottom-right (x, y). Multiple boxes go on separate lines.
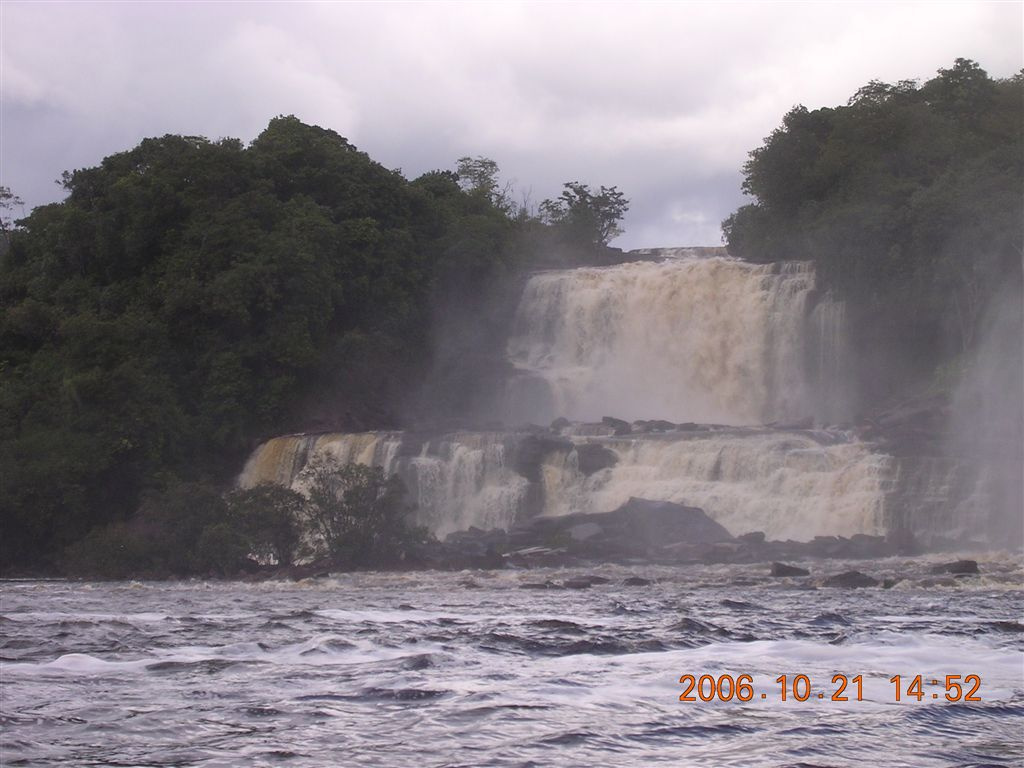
top-left (2, 555), bottom-right (1022, 767)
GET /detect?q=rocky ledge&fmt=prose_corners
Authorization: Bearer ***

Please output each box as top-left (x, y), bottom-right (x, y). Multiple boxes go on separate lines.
top-left (419, 496), bottom-right (913, 570)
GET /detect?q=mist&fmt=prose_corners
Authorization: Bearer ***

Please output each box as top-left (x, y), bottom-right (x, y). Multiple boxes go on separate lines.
top-left (949, 281), bottom-right (1024, 544)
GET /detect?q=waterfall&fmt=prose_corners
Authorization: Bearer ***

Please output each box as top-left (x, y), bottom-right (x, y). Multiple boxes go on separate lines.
top-left (503, 251), bottom-right (817, 426)
top-left (237, 248), bottom-right (989, 546)
top-left (239, 427), bottom-right (892, 542)
top-left (807, 293), bottom-right (855, 424)
top-left (538, 431), bottom-right (891, 541)
top-left (240, 432), bottom-right (529, 537)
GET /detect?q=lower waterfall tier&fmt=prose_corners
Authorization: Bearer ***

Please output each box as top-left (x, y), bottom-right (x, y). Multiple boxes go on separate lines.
top-left (238, 425), bottom-right (990, 544)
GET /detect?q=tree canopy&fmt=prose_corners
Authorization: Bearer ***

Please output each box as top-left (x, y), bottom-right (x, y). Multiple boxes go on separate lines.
top-left (722, 59), bottom-right (1023, 404)
top-left (0, 118), bottom-right (627, 571)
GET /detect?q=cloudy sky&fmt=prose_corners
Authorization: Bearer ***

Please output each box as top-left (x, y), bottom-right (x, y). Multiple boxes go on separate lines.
top-left (2, 1), bottom-right (1021, 248)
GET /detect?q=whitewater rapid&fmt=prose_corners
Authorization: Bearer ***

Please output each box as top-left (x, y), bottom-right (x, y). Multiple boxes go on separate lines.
top-left (3, 563), bottom-right (1022, 767)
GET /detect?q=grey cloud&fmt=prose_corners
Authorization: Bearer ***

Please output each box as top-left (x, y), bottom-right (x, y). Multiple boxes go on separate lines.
top-left (2, 1), bottom-right (1021, 248)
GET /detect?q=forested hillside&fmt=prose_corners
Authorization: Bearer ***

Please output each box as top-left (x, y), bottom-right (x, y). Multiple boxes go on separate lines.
top-left (723, 59), bottom-right (1023, 406)
top-left (0, 116), bottom-right (623, 570)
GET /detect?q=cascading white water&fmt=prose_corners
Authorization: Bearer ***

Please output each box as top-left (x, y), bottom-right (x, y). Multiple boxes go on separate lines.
top-left (239, 432), bottom-right (529, 537)
top-left (538, 432), bottom-right (892, 541)
top-left (235, 248), bottom-right (1000, 545)
top-left (503, 251), bottom-right (817, 426)
top-left (239, 427), bottom-right (892, 542)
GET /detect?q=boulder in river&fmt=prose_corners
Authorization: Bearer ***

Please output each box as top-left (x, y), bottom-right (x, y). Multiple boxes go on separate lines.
top-left (929, 559), bottom-right (979, 575)
top-left (771, 562), bottom-right (810, 577)
top-left (508, 497), bottom-right (732, 562)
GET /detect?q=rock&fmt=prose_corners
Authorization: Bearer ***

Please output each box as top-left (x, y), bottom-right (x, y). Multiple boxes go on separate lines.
top-left (507, 497), bottom-right (732, 563)
top-left (575, 443), bottom-right (618, 476)
top-left (567, 522), bottom-right (603, 541)
top-left (823, 570), bottom-right (879, 588)
top-left (849, 534), bottom-right (890, 558)
top-left (771, 562), bottom-right (810, 577)
top-left (550, 417), bottom-right (571, 432)
top-left (622, 576), bottom-right (652, 587)
top-left (633, 419), bottom-right (677, 433)
top-left (886, 527), bottom-right (918, 555)
top-left (739, 531), bottom-right (766, 545)
top-left (513, 434), bottom-right (572, 483)
top-left (929, 559), bottom-right (979, 575)
top-left (882, 578), bottom-right (903, 589)
top-left (519, 580), bottom-right (561, 590)
top-left (808, 536), bottom-right (847, 557)
top-left (562, 578), bottom-right (593, 589)
top-left (601, 416), bottom-right (632, 435)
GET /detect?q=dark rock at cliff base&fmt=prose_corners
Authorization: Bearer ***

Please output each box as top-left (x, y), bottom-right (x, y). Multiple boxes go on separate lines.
top-left (739, 531), bottom-right (766, 545)
top-left (771, 562), bottom-right (810, 577)
top-left (575, 443), bottom-right (618, 475)
top-left (550, 417), bottom-right (571, 432)
top-left (633, 419), bottom-right (678, 433)
top-left (823, 571), bottom-right (879, 588)
top-left (929, 559), bottom-right (979, 575)
top-left (602, 416), bottom-right (632, 435)
top-left (508, 497), bottom-right (732, 563)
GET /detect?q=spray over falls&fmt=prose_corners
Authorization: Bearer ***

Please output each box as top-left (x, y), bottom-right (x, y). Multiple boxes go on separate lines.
top-left (241, 249), bottom-right (991, 546)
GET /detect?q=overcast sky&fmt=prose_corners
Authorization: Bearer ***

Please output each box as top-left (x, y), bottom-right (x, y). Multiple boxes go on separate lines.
top-left (2, 2), bottom-right (1021, 248)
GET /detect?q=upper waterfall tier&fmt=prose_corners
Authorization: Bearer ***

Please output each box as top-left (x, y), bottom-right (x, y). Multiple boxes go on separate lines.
top-left (503, 251), bottom-right (822, 426)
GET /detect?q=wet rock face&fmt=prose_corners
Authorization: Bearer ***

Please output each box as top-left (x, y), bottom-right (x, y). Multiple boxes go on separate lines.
top-left (930, 559), bottom-right (979, 575)
top-left (771, 562), bottom-right (810, 577)
top-left (601, 416), bottom-right (632, 436)
top-left (507, 497), bottom-right (733, 562)
top-left (575, 443), bottom-right (618, 476)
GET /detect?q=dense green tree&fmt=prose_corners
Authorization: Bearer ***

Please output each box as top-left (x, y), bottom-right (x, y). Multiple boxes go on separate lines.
top-left (722, 59), bottom-right (1022, 404)
top-left (226, 482), bottom-right (306, 566)
top-left (0, 116), bottom-right (628, 573)
top-left (540, 182), bottom-right (629, 246)
top-left (303, 457), bottom-right (426, 567)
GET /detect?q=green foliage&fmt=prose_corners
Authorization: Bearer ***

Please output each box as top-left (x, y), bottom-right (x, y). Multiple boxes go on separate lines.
top-left (304, 457), bottom-right (428, 567)
top-left (1, 116), bottom-right (628, 573)
top-left (723, 59), bottom-right (1023, 402)
top-left (225, 482), bottom-right (305, 566)
top-left (0, 186), bottom-right (24, 235)
top-left (540, 182), bottom-right (629, 246)
top-left (193, 523), bottom-right (251, 577)
top-left (63, 523), bottom-right (152, 579)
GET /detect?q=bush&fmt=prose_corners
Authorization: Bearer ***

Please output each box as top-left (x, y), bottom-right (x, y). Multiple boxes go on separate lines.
top-left (225, 482), bottom-right (305, 566)
top-left (63, 523), bottom-right (153, 579)
top-left (193, 522), bottom-right (251, 576)
top-left (303, 457), bottom-right (430, 568)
